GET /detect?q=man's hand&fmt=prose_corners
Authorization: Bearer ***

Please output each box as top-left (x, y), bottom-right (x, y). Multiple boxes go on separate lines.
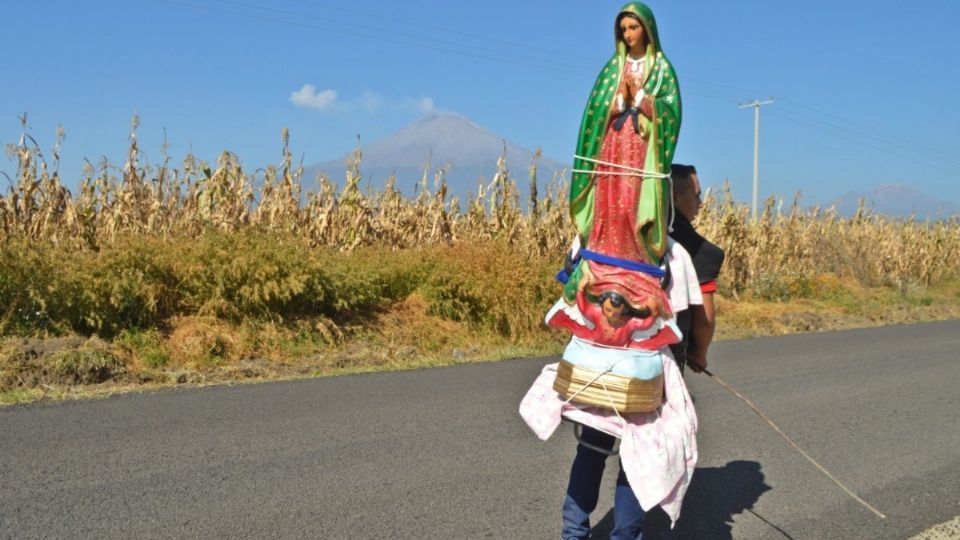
top-left (688, 295), bottom-right (715, 375)
top-left (687, 353), bottom-right (707, 374)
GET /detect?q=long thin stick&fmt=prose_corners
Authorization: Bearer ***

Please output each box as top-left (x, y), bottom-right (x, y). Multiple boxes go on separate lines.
top-left (702, 368), bottom-right (887, 519)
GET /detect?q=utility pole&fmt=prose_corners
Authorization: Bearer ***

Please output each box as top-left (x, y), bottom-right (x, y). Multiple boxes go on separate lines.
top-left (738, 98), bottom-right (774, 220)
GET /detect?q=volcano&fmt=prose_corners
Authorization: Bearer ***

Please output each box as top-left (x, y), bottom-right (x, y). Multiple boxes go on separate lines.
top-left (305, 111), bottom-right (568, 199)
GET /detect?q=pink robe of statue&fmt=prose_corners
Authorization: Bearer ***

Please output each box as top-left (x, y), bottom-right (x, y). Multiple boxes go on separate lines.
top-left (584, 61), bottom-right (660, 310)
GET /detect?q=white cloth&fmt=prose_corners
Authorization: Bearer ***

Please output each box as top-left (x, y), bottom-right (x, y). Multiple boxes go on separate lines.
top-left (666, 238), bottom-right (702, 313)
top-left (518, 350), bottom-right (697, 527)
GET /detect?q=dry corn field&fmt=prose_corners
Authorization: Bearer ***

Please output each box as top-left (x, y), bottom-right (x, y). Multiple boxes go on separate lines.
top-left (2, 122), bottom-right (960, 397)
top-left (3, 121), bottom-right (959, 297)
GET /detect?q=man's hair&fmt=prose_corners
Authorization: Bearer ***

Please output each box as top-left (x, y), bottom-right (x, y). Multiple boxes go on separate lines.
top-left (671, 164), bottom-right (698, 195)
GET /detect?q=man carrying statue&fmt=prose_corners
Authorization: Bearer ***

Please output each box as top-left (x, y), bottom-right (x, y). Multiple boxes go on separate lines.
top-left (518, 3), bottom-right (721, 539)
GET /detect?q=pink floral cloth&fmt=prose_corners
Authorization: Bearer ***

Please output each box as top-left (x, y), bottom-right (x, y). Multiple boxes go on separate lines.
top-left (518, 350), bottom-right (697, 526)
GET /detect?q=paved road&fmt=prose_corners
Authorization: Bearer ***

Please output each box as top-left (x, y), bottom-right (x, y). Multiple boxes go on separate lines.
top-left (2, 321), bottom-right (959, 539)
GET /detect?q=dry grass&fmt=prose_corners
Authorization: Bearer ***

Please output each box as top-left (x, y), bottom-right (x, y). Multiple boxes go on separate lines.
top-left (696, 189), bottom-right (960, 295)
top-left (4, 117), bottom-right (956, 292)
top-left (2, 116), bottom-right (959, 404)
top-left (1, 116), bottom-right (572, 255)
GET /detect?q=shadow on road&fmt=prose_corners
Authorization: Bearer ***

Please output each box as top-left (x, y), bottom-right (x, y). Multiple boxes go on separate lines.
top-left (591, 460), bottom-right (792, 539)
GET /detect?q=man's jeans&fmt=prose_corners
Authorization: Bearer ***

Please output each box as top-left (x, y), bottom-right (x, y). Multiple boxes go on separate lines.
top-left (561, 426), bottom-right (645, 540)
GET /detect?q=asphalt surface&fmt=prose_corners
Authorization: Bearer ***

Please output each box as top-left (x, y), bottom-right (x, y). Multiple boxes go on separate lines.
top-left (1, 321), bottom-right (959, 539)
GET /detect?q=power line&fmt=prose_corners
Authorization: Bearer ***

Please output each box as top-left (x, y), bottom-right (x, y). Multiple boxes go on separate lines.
top-left (281, 0), bottom-right (599, 64)
top-left (682, 84), bottom-right (749, 103)
top-left (775, 98), bottom-right (960, 166)
top-left (767, 108), bottom-right (960, 178)
top-left (152, 0), bottom-right (959, 178)
top-left (156, 0), bottom-right (590, 75)
top-left (158, 1), bottom-right (788, 106)
top-left (681, 75), bottom-right (768, 99)
top-left (679, 80), bottom-right (960, 170)
top-left (209, 0), bottom-right (598, 72)
top-left (163, 1), bottom-right (763, 100)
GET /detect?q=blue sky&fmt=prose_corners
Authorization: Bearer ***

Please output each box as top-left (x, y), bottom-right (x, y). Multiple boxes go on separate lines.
top-left (3, 0), bottom-right (959, 207)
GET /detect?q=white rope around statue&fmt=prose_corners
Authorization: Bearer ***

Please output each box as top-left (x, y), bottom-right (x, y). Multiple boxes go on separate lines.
top-left (572, 170), bottom-right (649, 177)
top-left (573, 154), bottom-right (672, 178)
top-left (667, 170), bottom-right (676, 233)
top-left (561, 358), bottom-right (630, 433)
top-left (562, 362), bottom-right (618, 405)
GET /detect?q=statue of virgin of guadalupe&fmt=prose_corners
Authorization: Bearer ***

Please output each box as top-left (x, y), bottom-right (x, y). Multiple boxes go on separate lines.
top-left (520, 3), bottom-right (697, 528)
top-left (522, 7), bottom-right (697, 528)
top-left (560, 2), bottom-right (681, 326)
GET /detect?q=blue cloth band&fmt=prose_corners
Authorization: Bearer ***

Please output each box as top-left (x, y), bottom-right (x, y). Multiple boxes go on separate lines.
top-left (579, 249), bottom-right (665, 278)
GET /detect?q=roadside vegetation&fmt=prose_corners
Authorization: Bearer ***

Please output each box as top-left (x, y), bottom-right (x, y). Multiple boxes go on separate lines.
top-left (2, 118), bottom-right (959, 404)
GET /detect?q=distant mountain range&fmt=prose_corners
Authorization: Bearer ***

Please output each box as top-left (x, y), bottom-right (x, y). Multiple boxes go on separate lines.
top-left (304, 111), bottom-right (957, 218)
top-left (305, 112), bottom-right (568, 200)
top-left (834, 184), bottom-right (959, 219)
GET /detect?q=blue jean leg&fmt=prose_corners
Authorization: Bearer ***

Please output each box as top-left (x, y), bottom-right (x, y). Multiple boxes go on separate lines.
top-left (561, 427), bottom-right (645, 540)
top-left (611, 467), bottom-right (645, 540)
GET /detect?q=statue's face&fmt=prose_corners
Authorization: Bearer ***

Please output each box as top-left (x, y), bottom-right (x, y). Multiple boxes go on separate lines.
top-left (602, 297), bottom-right (627, 325)
top-left (619, 16), bottom-right (646, 53)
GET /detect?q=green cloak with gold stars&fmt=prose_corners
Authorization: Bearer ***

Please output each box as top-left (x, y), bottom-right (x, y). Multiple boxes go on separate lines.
top-left (569, 2), bottom-right (681, 263)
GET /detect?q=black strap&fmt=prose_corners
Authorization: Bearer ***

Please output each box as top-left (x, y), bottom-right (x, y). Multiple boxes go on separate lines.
top-left (612, 107), bottom-right (641, 134)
